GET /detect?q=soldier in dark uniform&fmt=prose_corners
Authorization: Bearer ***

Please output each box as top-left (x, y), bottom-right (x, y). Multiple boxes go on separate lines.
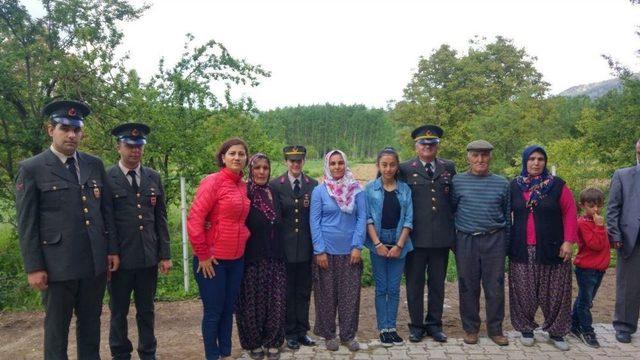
top-left (107, 123), bottom-right (172, 360)
top-left (399, 125), bottom-right (456, 343)
top-left (15, 100), bottom-right (119, 359)
top-left (269, 145), bottom-right (319, 350)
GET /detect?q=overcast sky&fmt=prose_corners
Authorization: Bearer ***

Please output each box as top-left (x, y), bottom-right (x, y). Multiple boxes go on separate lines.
top-left (23, 0), bottom-right (640, 110)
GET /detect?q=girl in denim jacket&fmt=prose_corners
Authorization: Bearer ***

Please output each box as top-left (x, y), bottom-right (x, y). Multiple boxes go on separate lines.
top-left (364, 147), bottom-right (414, 347)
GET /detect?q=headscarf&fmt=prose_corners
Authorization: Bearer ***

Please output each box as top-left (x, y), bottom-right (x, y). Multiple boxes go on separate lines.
top-left (247, 153), bottom-right (276, 221)
top-left (323, 150), bottom-right (362, 214)
top-left (515, 145), bottom-right (555, 209)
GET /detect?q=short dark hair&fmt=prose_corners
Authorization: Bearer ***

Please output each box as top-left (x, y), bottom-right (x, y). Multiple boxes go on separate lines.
top-left (216, 138), bottom-right (249, 168)
top-left (579, 187), bottom-right (605, 206)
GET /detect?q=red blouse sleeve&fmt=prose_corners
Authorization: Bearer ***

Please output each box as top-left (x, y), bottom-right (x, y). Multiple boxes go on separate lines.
top-left (560, 185), bottom-right (578, 243)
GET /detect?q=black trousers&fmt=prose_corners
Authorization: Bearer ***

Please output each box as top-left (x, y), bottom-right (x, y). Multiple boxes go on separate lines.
top-left (405, 247), bottom-right (449, 333)
top-left (108, 266), bottom-right (159, 360)
top-left (42, 273), bottom-right (107, 360)
top-left (285, 261), bottom-right (312, 339)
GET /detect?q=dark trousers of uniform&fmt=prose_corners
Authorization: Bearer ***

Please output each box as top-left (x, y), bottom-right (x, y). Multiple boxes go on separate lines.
top-left (109, 266), bottom-right (159, 360)
top-left (285, 261), bottom-right (313, 340)
top-left (454, 230), bottom-right (506, 336)
top-left (509, 246), bottom-right (572, 337)
top-left (42, 273), bottom-right (107, 360)
top-left (312, 254), bottom-right (362, 342)
top-left (614, 241), bottom-right (640, 334)
top-left (405, 247), bottom-right (449, 333)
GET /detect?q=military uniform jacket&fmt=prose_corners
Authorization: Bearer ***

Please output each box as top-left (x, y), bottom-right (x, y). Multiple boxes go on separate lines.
top-left (399, 157), bottom-right (456, 248)
top-left (107, 165), bottom-right (171, 270)
top-left (15, 149), bottom-right (117, 281)
top-left (269, 172), bottom-right (318, 263)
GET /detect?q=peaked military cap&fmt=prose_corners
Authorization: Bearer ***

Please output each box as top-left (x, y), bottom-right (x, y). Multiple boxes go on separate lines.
top-left (111, 123), bottom-right (150, 146)
top-left (412, 125), bottom-right (443, 145)
top-left (42, 100), bottom-right (91, 128)
top-left (283, 145), bottom-right (306, 160)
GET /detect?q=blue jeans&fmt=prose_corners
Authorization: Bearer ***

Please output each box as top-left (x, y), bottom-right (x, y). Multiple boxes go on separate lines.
top-left (370, 228), bottom-right (406, 330)
top-left (571, 266), bottom-right (605, 334)
top-left (193, 257), bottom-right (244, 360)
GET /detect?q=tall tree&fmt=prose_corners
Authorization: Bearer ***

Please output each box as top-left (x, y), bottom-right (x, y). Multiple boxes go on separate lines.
top-left (392, 36), bottom-right (549, 163)
top-left (0, 1), bottom-right (270, 224)
top-left (259, 104), bottom-right (395, 160)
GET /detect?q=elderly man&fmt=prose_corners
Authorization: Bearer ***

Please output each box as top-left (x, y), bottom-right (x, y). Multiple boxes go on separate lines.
top-left (451, 140), bottom-right (510, 346)
top-left (607, 139), bottom-right (640, 344)
top-left (399, 125), bottom-right (456, 343)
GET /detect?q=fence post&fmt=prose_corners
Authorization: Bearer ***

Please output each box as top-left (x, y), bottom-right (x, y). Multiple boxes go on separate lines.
top-left (180, 177), bottom-right (189, 294)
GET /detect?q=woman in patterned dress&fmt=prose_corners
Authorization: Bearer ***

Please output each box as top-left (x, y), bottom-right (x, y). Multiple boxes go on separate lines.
top-left (310, 150), bottom-right (367, 352)
top-left (236, 153), bottom-right (286, 360)
top-left (508, 145), bottom-right (578, 351)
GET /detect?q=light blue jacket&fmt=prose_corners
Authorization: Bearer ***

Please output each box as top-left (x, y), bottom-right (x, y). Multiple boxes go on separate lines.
top-left (310, 184), bottom-right (367, 255)
top-left (364, 177), bottom-right (414, 258)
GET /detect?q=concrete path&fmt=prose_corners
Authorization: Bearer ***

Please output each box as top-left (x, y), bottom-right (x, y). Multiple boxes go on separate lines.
top-left (237, 324), bottom-right (637, 359)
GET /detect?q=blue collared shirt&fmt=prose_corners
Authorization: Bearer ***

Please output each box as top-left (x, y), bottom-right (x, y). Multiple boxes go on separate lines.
top-left (364, 177), bottom-right (414, 258)
top-left (310, 184), bottom-right (367, 255)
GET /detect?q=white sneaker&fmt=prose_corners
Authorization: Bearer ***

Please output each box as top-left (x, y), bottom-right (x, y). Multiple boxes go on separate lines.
top-left (520, 336), bottom-right (535, 347)
top-left (549, 336), bottom-right (569, 351)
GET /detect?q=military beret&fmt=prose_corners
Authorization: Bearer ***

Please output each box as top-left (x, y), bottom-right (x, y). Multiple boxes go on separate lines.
top-left (466, 140), bottom-right (494, 152)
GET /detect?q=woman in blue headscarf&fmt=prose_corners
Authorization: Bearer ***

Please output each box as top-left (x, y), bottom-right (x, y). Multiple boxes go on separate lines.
top-left (508, 145), bottom-right (578, 351)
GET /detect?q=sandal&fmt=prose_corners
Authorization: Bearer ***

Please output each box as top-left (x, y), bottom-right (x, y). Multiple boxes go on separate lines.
top-left (266, 348), bottom-right (280, 360)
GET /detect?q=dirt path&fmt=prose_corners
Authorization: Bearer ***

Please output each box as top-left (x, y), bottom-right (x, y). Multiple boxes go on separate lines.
top-left (0, 271), bottom-right (617, 359)
top-left (350, 163), bottom-right (378, 184)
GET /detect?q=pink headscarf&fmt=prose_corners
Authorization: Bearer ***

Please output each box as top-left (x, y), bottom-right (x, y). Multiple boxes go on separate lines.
top-left (323, 150), bottom-right (362, 214)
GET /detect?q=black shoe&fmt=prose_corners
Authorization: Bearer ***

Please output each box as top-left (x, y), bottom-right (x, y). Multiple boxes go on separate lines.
top-left (616, 331), bottom-right (631, 344)
top-left (380, 331), bottom-right (394, 347)
top-left (388, 330), bottom-right (404, 346)
top-left (298, 334), bottom-right (316, 346)
top-left (409, 329), bottom-right (425, 343)
top-left (286, 338), bottom-right (300, 350)
top-left (580, 332), bottom-right (600, 348)
top-left (426, 329), bottom-right (448, 343)
top-left (570, 328), bottom-right (581, 339)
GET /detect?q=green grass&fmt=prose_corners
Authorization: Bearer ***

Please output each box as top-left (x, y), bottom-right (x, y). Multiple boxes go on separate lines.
top-left (0, 226), bottom-right (42, 311)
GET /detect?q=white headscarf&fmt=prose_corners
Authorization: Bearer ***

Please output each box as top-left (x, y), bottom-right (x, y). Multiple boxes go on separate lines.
top-left (323, 150), bottom-right (362, 214)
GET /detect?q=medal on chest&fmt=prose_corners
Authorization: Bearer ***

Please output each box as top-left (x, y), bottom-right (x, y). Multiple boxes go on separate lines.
top-left (92, 180), bottom-right (101, 199)
top-left (150, 188), bottom-right (157, 206)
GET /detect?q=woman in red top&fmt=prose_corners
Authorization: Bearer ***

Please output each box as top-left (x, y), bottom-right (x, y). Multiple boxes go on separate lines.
top-left (187, 138), bottom-right (251, 360)
top-left (508, 145), bottom-right (578, 351)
